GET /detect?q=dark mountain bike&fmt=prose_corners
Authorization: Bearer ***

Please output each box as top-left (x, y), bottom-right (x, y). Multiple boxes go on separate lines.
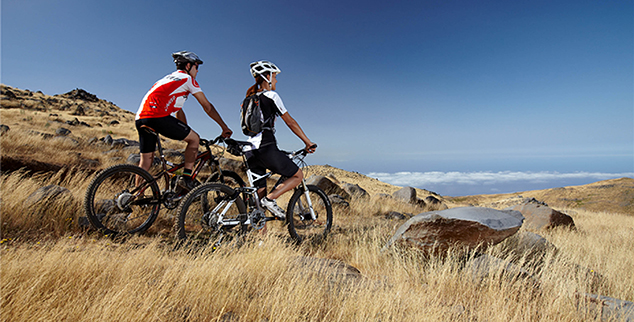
top-left (83, 126), bottom-right (244, 236)
top-left (175, 138), bottom-right (333, 247)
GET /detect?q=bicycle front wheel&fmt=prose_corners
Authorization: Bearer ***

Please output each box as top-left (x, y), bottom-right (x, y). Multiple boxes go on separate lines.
top-left (287, 185), bottom-right (333, 244)
top-left (207, 170), bottom-right (245, 189)
top-left (83, 164), bottom-right (161, 235)
top-left (176, 183), bottom-right (247, 248)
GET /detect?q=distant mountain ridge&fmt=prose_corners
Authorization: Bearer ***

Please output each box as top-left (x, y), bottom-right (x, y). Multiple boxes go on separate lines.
top-left (1, 84), bottom-right (632, 215)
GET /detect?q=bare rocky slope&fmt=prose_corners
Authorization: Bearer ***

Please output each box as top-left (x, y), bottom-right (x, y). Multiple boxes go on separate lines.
top-left (2, 84), bottom-right (632, 215)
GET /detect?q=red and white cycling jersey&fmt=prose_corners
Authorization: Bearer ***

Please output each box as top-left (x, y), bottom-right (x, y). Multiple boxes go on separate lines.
top-left (135, 70), bottom-right (202, 120)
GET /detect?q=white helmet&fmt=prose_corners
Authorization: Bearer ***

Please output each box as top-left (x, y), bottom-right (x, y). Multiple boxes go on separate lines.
top-left (250, 60), bottom-right (281, 78)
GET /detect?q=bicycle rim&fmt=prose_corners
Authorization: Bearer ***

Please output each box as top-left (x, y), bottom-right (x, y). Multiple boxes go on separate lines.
top-left (287, 185), bottom-right (333, 244)
top-left (84, 164), bottom-right (160, 235)
top-left (176, 183), bottom-right (247, 248)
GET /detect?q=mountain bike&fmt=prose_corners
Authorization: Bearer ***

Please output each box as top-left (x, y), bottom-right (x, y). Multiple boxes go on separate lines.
top-left (175, 138), bottom-right (333, 247)
top-left (83, 125), bottom-right (245, 236)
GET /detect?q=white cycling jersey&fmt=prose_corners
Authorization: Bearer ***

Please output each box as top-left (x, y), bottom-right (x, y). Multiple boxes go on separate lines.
top-left (246, 90), bottom-right (288, 150)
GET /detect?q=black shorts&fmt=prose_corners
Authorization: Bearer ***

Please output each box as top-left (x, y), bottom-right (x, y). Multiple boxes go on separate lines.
top-left (136, 116), bottom-right (191, 153)
top-left (247, 144), bottom-right (300, 189)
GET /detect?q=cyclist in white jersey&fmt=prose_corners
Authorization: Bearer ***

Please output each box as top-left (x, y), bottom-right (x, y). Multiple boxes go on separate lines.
top-left (135, 51), bottom-right (232, 190)
top-left (243, 61), bottom-right (316, 219)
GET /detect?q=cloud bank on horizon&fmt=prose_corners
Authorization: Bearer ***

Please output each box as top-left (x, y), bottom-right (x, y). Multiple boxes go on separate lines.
top-left (368, 171), bottom-right (634, 194)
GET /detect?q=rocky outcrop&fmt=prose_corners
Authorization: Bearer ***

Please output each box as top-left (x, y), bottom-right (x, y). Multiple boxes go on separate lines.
top-left (384, 207), bottom-right (524, 255)
top-left (60, 88), bottom-right (99, 102)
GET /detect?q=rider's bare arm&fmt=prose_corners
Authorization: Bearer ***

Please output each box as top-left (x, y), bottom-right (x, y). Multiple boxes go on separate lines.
top-left (280, 112), bottom-right (316, 153)
top-left (193, 92), bottom-right (233, 138)
top-left (175, 109), bottom-right (187, 124)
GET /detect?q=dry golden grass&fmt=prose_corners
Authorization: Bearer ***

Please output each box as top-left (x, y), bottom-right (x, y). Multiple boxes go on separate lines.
top-left (2, 207), bottom-right (632, 321)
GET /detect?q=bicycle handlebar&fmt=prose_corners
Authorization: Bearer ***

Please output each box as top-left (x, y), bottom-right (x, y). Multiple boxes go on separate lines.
top-left (285, 144), bottom-right (317, 158)
top-left (199, 135), bottom-right (225, 147)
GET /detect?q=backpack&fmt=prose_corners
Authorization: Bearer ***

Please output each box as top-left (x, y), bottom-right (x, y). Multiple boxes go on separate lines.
top-left (240, 93), bottom-right (272, 137)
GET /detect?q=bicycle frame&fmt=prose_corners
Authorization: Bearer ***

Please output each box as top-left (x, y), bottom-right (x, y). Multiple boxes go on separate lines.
top-left (143, 125), bottom-right (223, 191)
top-left (232, 144), bottom-right (319, 222)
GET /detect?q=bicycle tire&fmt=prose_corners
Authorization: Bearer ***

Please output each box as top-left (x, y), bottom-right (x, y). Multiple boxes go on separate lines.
top-left (287, 185), bottom-right (333, 244)
top-left (84, 164), bottom-right (161, 235)
top-left (202, 170), bottom-right (245, 214)
top-left (176, 183), bottom-right (247, 248)
top-left (207, 170), bottom-right (245, 189)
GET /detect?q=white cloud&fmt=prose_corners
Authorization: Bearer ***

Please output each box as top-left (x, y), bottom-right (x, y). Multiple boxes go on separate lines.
top-left (366, 171), bottom-right (634, 187)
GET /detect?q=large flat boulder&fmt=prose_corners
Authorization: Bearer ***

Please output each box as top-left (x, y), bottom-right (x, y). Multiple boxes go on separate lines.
top-left (384, 207), bottom-right (524, 254)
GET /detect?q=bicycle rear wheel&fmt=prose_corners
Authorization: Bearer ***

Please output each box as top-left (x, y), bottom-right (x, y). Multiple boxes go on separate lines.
top-left (287, 185), bottom-right (333, 244)
top-left (84, 164), bottom-right (161, 235)
top-left (176, 183), bottom-right (247, 248)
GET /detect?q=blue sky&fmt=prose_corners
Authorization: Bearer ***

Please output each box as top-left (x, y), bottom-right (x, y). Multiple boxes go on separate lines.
top-left (2, 0), bottom-right (633, 196)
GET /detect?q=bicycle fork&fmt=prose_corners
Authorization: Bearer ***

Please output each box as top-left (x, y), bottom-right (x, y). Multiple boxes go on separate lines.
top-left (300, 181), bottom-right (318, 221)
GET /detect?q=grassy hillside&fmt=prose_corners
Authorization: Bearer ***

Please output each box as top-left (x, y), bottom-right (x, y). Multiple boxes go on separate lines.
top-left (2, 85), bottom-right (633, 321)
top-left (446, 177), bottom-right (634, 215)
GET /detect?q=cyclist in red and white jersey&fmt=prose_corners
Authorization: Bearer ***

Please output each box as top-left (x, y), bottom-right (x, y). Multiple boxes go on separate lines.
top-left (135, 51), bottom-right (232, 190)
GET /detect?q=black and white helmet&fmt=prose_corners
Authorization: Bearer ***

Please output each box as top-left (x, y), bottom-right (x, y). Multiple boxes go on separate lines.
top-left (172, 51), bottom-right (203, 65)
top-left (250, 60), bottom-right (281, 78)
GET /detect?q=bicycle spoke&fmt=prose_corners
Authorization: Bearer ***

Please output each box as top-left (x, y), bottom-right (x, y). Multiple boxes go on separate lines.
top-left (84, 164), bottom-right (160, 235)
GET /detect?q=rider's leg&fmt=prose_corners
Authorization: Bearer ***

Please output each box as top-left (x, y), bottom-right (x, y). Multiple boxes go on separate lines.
top-left (182, 130), bottom-right (200, 170)
top-left (267, 169), bottom-right (303, 200)
top-left (257, 187), bottom-right (266, 199)
top-left (138, 152), bottom-right (154, 171)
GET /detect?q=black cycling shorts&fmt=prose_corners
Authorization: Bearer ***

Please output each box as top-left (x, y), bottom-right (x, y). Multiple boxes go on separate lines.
top-left (135, 116), bottom-right (191, 153)
top-left (247, 144), bottom-right (300, 189)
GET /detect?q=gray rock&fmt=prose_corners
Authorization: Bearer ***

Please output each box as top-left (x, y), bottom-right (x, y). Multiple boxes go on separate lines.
top-left (578, 293), bottom-right (634, 322)
top-left (55, 127), bottom-right (71, 136)
top-left (65, 117), bottom-right (80, 126)
top-left (103, 134), bottom-right (113, 145)
top-left (329, 194), bottom-right (349, 207)
top-left (111, 138), bottom-right (139, 149)
top-left (505, 201), bottom-right (574, 231)
top-left (0, 124), bottom-right (9, 135)
top-left (393, 186), bottom-right (417, 203)
top-left (306, 175), bottom-right (350, 200)
top-left (385, 211), bottom-right (409, 220)
top-left (384, 207), bottom-right (524, 254)
top-left (500, 231), bottom-right (558, 264)
top-left (25, 185), bottom-right (73, 208)
top-left (343, 183), bottom-right (368, 199)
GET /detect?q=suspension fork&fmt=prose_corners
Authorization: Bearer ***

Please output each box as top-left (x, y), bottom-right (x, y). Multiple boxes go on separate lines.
top-left (300, 180), bottom-right (317, 221)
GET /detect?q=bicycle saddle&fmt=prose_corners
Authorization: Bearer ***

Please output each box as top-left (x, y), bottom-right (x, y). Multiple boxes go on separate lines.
top-left (224, 138), bottom-right (252, 156)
